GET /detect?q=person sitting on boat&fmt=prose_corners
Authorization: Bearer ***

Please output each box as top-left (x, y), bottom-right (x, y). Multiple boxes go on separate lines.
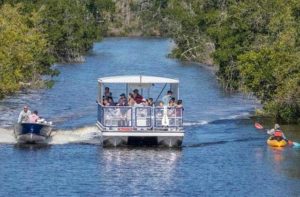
top-left (147, 98), bottom-right (154, 107)
top-left (17, 105), bottom-right (31, 123)
top-left (29, 110), bottom-right (40, 123)
top-left (128, 93), bottom-right (136, 106)
top-left (133, 89), bottom-right (143, 104)
top-left (268, 124), bottom-right (287, 141)
top-left (140, 98), bottom-right (148, 106)
top-left (104, 87), bottom-right (112, 98)
top-left (158, 101), bottom-right (164, 107)
top-left (103, 98), bottom-right (111, 106)
top-left (169, 97), bottom-right (176, 107)
top-left (175, 100), bottom-right (184, 117)
top-left (162, 90), bottom-right (173, 106)
top-left (176, 100), bottom-right (183, 108)
top-left (117, 93), bottom-right (128, 106)
top-left (108, 96), bottom-right (115, 106)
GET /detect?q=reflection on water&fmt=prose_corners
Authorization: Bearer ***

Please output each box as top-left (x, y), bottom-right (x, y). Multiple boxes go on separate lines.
top-left (267, 147), bottom-right (285, 175)
top-left (265, 146), bottom-right (300, 179)
top-left (100, 148), bottom-right (182, 195)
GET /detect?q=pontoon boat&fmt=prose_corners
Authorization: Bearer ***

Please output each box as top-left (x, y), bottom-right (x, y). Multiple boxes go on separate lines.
top-left (96, 75), bottom-right (184, 147)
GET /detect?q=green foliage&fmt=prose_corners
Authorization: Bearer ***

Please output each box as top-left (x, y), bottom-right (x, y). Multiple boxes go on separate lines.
top-left (40, 0), bottom-right (101, 62)
top-left (0, 4), bottom-right (56, 98)
top-left (0, 0), bottom-right (114, 98)
top-left (161, 0), bottom-right (300, 122)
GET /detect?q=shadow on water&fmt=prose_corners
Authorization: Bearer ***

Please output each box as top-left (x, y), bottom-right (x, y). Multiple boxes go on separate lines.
top-left (14, 143), bottom-right (51, 150)
top-left (102, 146), bottom-right (182, 151)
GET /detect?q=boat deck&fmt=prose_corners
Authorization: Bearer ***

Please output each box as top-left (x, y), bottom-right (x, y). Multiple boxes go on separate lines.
top-left (97, 104), bottom-right (184, 147)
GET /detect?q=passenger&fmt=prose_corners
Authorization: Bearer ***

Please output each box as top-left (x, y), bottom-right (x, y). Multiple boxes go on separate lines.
top-left (176, 100), bottom-right (183, 108)
top-left (108, 96), bottom-right (115, 106)
top-left (104, 87), bottom-right (112, 98)
top-left (142, 98), bottom-right (149, 106)
top-left (169, 97), bottom-right (176, 107)
top-left (133, 89), bottom-right (143, 104)
top-left (176, 100), bottom-right (183, 117)
top-left (268, 124), bottom-right (287, 141)
top-left (117, 93), bottom-right (128, 106)
top-left (29, 110), bottom-right (40, 123)
top-left (103, 98), bottom-right (110, 106)
top-left (148, 98), bottom-right (154, 107)
top-left (18, 105), bottom-right (31, 123)
top-left (128, 93), bottom-right (136, 106)
top-left (162, 90), bottom-right (173, 106)
top-left (159, 101), bottom-right (164, 107)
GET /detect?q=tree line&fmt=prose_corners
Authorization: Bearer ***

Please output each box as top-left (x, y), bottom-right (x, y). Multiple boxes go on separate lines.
top-left (0, 0), bottom-right (299, 123)
top-left (145, 0), bottom-right (300, 123)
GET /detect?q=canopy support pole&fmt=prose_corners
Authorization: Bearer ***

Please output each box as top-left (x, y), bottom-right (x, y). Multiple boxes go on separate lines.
top-left (155, 83), bottom-right (167, 104)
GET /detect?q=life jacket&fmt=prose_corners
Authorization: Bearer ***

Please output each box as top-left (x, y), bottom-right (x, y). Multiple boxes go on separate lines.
top-left (274, 130), bottom-right (283, 137)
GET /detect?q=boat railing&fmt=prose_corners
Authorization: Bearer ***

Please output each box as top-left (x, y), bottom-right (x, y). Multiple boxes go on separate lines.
top-left (97, 104), bottom-right (183, 131)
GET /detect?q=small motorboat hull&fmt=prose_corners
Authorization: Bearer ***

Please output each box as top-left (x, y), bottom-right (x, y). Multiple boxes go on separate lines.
top-left (267, 137), bottom-right (287, 147)
top-left (14, 123), bottom-right (52, 144)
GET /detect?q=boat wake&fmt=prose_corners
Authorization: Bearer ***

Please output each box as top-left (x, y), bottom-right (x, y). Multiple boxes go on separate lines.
top-left (183, 112), bottom-right (252, 128)
top-left (49, 126), bottom-right (101, 145)
top-left (183, 120), bottom-right (209, 126)
top-left (0, 128), bottom-right (16, 144)
top-left (184, 137), bottom-right (264, 148)
top-left (0, 126), bottom-right (101, 145)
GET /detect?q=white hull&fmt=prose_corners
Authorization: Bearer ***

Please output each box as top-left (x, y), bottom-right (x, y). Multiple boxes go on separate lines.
top-left (98, 124), bottom-right (184, 147)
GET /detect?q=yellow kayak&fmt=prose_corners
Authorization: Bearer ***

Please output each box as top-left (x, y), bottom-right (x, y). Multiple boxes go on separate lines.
top-left (267, 137), bottom-right (287, 147)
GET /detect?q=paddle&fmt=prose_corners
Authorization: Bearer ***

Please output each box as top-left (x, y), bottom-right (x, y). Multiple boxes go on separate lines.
top-left (254, 122), bottom-right (264, 130)
top-left (254, 122), bottom-right (300, 147)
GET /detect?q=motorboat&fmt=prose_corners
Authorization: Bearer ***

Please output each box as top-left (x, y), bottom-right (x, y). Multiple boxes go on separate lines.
top-left (14, 121), bottom-right (53, 144)
top-left (96, 75), bottom-right (184, 147)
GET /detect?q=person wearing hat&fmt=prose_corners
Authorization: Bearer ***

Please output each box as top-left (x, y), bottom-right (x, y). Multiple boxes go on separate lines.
top-left (17, 105), bottom-right (31, 123)
top-left (267, 123), bottom-right (287, 140)
top-left (117, 93), bottom-right (128, 106)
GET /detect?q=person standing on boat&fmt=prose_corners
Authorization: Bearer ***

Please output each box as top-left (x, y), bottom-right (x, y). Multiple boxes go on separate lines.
top-left (104, 87), bottom-right (112, 98)
top-left (162, 90), bottom-right (173, 106)
top-left (17, 105), bottom-right (31, 123)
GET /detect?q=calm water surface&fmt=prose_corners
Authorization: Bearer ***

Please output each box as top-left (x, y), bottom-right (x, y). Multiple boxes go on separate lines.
top-left (0, 38), bottom-right (299, 196)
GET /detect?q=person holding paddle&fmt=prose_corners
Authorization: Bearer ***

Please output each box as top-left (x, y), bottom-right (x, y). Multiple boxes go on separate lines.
top-left (267, 123), bottom-right (289, 144)
top-left (255, 122), bottom-right (300, 147)
top-left (267, 124), bottom-right (287, 140)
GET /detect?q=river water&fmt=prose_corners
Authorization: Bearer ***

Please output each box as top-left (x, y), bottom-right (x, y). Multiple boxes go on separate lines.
top-left (0, 38), bottom-right (299, 196)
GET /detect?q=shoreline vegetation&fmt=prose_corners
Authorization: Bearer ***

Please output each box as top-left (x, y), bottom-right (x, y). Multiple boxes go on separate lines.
top-left (0, 0), bottom-right (299, 123)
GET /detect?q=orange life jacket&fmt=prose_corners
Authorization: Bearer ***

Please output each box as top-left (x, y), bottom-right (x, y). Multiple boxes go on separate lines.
top-left (274, 130), bottom-right (283, 137)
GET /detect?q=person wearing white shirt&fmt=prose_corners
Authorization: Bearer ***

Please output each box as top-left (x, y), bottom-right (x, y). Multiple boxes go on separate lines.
top-left (17, 105), bottom-right (31, 123)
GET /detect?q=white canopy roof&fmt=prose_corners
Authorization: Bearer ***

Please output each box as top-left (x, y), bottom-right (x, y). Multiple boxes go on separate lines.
top-left (98, 75), bottom-right (179, 84)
